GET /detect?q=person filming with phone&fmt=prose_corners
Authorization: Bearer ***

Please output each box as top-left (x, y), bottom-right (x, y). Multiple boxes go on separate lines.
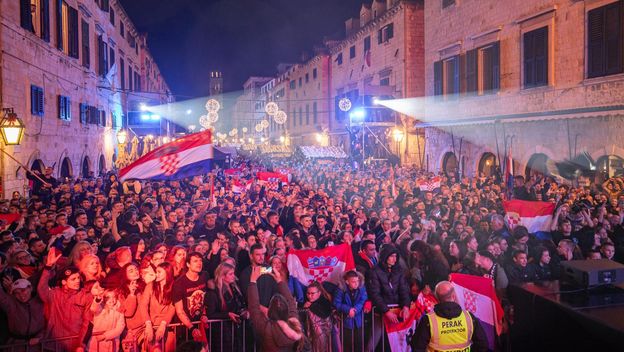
top-left (239, 243), bottom-right (278, 313)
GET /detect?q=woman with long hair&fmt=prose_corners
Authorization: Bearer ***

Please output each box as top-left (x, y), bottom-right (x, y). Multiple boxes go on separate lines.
top-left (78, 253), bottom-right (105, 289)
top-left (141, 262), bottom-right (176, 352)
top-left (205, 263), bottom-right (247, 352)
top-left (165, 246), bottom-right (187, 278)
top-left (68, 240), bottom-right (94, 267)
top-left (116, 262), bottom-right (147, 351)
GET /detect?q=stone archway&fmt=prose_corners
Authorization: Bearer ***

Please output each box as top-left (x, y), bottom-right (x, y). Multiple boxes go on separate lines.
top-left (31, 159), bottom-right (45, 173)
top-left (98, 154), bottom-right (106, 176)
top-left (81, 156), bottom-right (91, 179)
top-left (60, 157), bottom-right (73, 180)
top-left (478, 152), bottom-right (498, 177)
top-left (525, 153), bottom-right (549, 178)
top-left (442, 152), bottom-right (458, 177)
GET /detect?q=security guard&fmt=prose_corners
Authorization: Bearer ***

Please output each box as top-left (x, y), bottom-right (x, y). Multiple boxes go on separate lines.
top-left (410, 281), bottom-right (489, 352)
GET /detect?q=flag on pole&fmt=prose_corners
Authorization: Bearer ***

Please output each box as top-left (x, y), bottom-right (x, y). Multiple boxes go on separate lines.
top-left (287, 244), bottom-right (355, 287)
top-left (450, 273), bottom-right (504, 351)
top-left (503, 199), bottom-right (555, 233)
top-left (505, 148), bottom-right (514, 199)
top-left (384, 292), bottom-right (437, 352)
top-left (119, 130), bottom-right (213, 181)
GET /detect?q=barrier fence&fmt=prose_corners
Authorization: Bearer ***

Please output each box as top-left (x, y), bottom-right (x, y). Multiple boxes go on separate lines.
top-left (0, 306), bottom-right (401, 352)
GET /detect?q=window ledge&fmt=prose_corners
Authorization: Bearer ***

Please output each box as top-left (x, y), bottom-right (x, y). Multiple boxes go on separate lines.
top-left (519, 85), bottom-right (553, 94)
top-left (582, 73), bottom-right (624, 87)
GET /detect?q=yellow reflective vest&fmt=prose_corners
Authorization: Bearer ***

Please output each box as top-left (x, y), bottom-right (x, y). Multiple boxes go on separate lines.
top-left (426, 310), bottom-right (474, 352)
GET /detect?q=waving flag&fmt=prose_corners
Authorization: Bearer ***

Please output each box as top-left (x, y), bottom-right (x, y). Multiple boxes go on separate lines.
top-left (232, 179), bottom-right (252, 194)
top-left (450, 273), bottom-right (504, 351)
top-left (416, 176), bottom-right (442, 191)
top-left (257, 171), bottom-right (288, 190)
top-left (503, 199), bottom-right (555, 234)
top-left (287, 244), bottom-right (355, 288)
top-left (385, 292), bottom-right (437, 352)
top-left (119, 130), bottom-right (213, 181)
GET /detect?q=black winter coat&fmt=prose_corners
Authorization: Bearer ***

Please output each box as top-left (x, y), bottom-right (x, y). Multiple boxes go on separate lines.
top-left (365, 247), bottom-right (410, 313)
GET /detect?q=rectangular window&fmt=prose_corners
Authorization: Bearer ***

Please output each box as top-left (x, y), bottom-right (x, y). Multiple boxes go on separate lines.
top-left (21, 0), bottom-right (50, 41)
top-left (380, 77), bottom-right (390, 86)
top-left (293, 109), bottom-right (296, 127)
top-left (120, 21), bottom-right (125, 38)
top-left (128, 66), bottom-right (133, 91)
top-left (313, 102), bottom-right (317, 124)
top-left (443, 55), bottom-right (460, 96)
top-left (109, 8), bottom-right (115, 25)
top-left (79, 103), bottom-right (87, 124)
top-left (134, 71), bottom-right (141, 91)
top-left (305, 73), bottom-right (309, 83)
top-left (313, 68), bottom-right (318, 79)
top-left (31, 85), bottom-right (44, 116)
top-left (97, 35), bottom-right (108, 77)
top-left (524, 27), bottom-right (548, 88)
top-left (298, 77), bottom-right (302, 87)
top-left (364, 36), bottom-right (371, 53)
top-left (299, 107), bottom-right (303, 126)
top-left (109, 47), bottom-right (115, 71)
top-left (378, 23), bottom-right (394, 44)
top-left (58, 95), bottom-right (71, 121)
top-left (337, 52), bottom-right (343, 65)
top-left (81, 19), bottom-right (90, 68)
top-left (306, 105), bottom-right (310, 125)
top-left (587, 2), bottom-right (623, 78)
top-left (67, 5), bottom-right (78, 58)
top-left (350, 45), bottom-right (356, 59)
top-left (478, 42), bottom-right (500, 93)
top-left (100, 0), bottom-right (109, 12)
top-left (120, 58), bottom-right (125, 89)
top-left (443, 0), bottom-right (455, 9)
top-left (99, 110), bottom-right (106, 127)
top-left (290, 80), bottom-right (296, 89)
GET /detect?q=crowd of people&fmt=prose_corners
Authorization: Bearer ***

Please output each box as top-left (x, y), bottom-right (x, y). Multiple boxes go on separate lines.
top-left (0, 157), bottom-right (623, 352)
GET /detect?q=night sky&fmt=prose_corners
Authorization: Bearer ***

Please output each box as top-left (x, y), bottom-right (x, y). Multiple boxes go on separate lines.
top-left (120, 0), bottom-right (366, 99)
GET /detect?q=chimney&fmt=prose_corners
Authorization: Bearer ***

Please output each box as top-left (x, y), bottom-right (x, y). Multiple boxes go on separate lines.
top-left (345, 18), bottom-right (360, 37)
top-left (372, 0), bottom-right (387, 19)
top-left (360, 4), bottom-right (372, 26)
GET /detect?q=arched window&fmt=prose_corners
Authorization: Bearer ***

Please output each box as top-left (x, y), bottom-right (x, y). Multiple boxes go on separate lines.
top-left (525, 153), bottom-right (549, 178)
top-left (98, 155), bottom-right (106, 176)
top-left (60, 157), bottom-right (72, 180)
top-left (442, 152), bottom-right (458, 176)
top-left (82, 156), bottom-right (91, 179)
top-left (478, 152), bottom-right (497, 177)
top-left (31, 159), bottom-right (45, 174)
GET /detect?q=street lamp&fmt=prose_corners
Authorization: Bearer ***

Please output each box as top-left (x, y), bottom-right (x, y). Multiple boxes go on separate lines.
top-left (0, 108), bottom-right (25, 145)
top-left (116, 130), bottom-right (128, 145)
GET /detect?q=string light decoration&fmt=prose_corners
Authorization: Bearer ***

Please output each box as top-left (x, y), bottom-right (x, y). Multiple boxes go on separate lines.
top-left (207, 111), bottom-right (219, 123)
top-left (199, 115), bottom-right (211, 128)
top-left (265, 102), bottom-right (279, 116)
top-left (242, 127), bottom-right (248, 133)
top-left (338, 98), bottom-right (352, 112)
top-left (261, 119), bottom-right (269, 128)
top-left (255, 124), bottom-right (263, 132)
top-left (205, 99), bottom-right (220, 112)
top-left (274, 110), bottom-right (287, 124)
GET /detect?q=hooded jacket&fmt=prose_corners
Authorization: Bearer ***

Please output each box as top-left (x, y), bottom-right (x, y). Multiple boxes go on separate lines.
top-left (410, 301), bottom-right (489, 352)
top-left (364, 245), bottom-right (410, 313)
top-left (248, 280), bottom-right (302, 352)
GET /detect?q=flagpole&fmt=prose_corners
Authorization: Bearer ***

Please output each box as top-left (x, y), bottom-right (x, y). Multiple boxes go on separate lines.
top-left (209, 173), bottom-right (215, 207)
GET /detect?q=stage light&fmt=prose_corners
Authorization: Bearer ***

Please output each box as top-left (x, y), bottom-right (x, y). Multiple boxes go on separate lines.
top-left (186, 109), bottom-right (192, 115)
top-left (140, 114), bottom-right (150, 120)
top-left (151, 114), bottom-right (161, 120)
top-left (140, 104), bottom-right (148, 111)
top-left (350, 108), bottom-right (366, 120)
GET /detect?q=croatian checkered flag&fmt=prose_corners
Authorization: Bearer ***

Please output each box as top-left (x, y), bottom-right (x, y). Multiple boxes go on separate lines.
top-left (287, 244), bottom-right (355, 287)
top-left (119, 130), bottom-right (213, 181)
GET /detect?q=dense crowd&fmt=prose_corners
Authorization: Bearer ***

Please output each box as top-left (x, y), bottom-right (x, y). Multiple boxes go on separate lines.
top-left (0, 158), bottom-right (623, 352)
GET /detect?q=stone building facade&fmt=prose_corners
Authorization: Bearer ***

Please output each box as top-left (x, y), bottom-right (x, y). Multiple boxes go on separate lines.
top-left (329, 0), bottom-right (425, 165)
top-left (0, 0), bottom-right (171, 196)
top-left (281, 54), bottom-right (331, 146)
top-left (423, 0), bottom-right (624, 181)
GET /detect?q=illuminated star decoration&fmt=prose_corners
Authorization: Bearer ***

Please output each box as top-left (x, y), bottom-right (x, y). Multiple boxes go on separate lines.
top-left (274, 110), bottom-right (287, 124)
top-left (339, 98), bottom-right (352, 112)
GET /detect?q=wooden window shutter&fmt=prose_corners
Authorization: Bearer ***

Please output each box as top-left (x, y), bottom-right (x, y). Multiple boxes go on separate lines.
top-left (523, 30), bottom-right (535, 86)
top-left (80, 103), bottom-right (87, 124)
top-left (434, 60), bottom-right (443, 96)
top-left (109, 47), bottom-right (116, 70)
top-left (491, 41), bottom-right (500, 91)
top-left (534, 27), bottom-right (548, 86)
top-left (378, 29), bottom-right (383, 44)
top-left (41, 0), bottom-right (51, 42)
top-left (97, 35), bottom-right (104, 76)
top-left (120, 58), bottom-right (125, 88)
top-left (20, 0), bottom-right (34, 32)
top-left (466, 49), bottom-right (477, 93)
top-left (58, 95), bottom-right (65, 119)
top-left (65, 97), bottom-right (71, 120)
top-left (605, 1), bottom-right (623, 75)
top-left (68, 6), bottom-right (79, 58)
top-left (37, 88), bottom-right (44, 115)
top-left (81, 19), bottom-right (90, 68)
top-left (587, 7), bottom-right (606, 78)
top-left (56, 0), bottom-right (63, 50)
top-left (459, 53), bottom-right (466, 94)
top-left (31, 86), bottom-right (38, 115)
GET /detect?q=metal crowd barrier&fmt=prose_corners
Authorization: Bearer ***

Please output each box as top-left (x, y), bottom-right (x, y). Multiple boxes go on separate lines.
top-left (0, 306), bottom-right (402, 352)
